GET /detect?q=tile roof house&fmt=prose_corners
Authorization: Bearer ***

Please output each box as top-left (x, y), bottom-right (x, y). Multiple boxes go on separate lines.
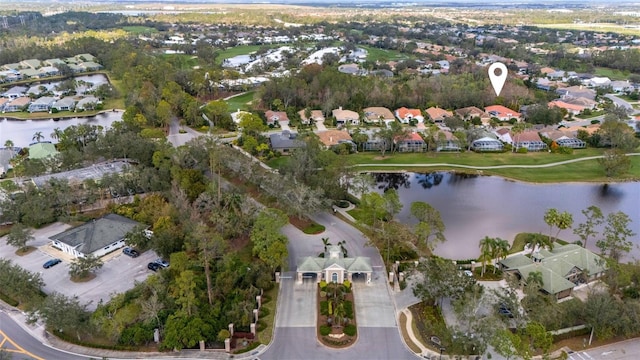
top-left (435, 130), bottom-right (461, 152)
top-left (455, 106), bottom-right (492, 125)
top-left (316, 130), bottom-right (354, 148)
top-left (500, 244), bottom-right (607, 299)
top-left (52, 97), bottom-right (77, 112)
top-left (395, 107), bottom-right (424, 124)
top-left (28, 96), bottom-right (56, 113)
top-left (298, 109), bottom-right (325, 125)
top-left (395, 132), bottom-right (425, 152)
top-left (3, 86), bottom-right (27, 99)
top-left (363, 107), bottom-right (395, 125)
top-left (50, 213), bottom-right (143, 258)
top-left (471, 136), bottom-right (504, 152)
top-left (513, 130), bottom-right (548, 151)
top-left (549, 100), bottom-right (587, 115)
top-left (332, 107), bottom-right (360, 126)
top-left (297, 245), bottom-right (372, 284)
top-left (76, 96), bottom-right (101, 111)
top-left (269, 130), bottom-right (305, 154)
top-left (425, 107), bottom-right (453, 123)
top-left (264, 110), bottom-right (289, 126)
top-left (494, 128), bottom-right (513, 144)
top-left (3, 97), bottom-right (31, 112)
top-left (485, 105), bottom-right (522, 121)
top-left (556, 86), bottom-right (597, 101)
top-left (0, 98), bottom-right (10, 112)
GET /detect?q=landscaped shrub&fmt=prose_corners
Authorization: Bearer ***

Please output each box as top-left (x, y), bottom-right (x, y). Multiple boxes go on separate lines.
top-left (234, 341), bottom-right (261, 354)
top-left (320, 325), bottom-right (331, 336)
top-left (343, 301), bottom-right (354, 319)
top-left (320, 291), bottom-right (327, 298)
top-left (256, 320), bottom-right (266, 332)
top-left (517, 147), bottom-right (528, 154)
top-left (342, 280), bottom-right (351, 291)
top-left (259, 307), bottom-right (270, 317)
top-left (328, 301), bottom-right (333, 315)
top-left (319, 280), bottom-right (327, 290)
top-left (320, 300), bottom-right (329, 315)
top-left (344, 324), bottom-right (357, 336)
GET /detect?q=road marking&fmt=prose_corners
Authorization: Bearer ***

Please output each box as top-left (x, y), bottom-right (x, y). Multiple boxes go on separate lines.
top-left (0, 329), bottom-right (45, 360)
top-left (583, 352), bottom-right (594, 360)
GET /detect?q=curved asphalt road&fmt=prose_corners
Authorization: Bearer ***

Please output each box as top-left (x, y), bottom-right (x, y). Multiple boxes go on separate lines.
top-left (0, 311), bottom-right (90, 360)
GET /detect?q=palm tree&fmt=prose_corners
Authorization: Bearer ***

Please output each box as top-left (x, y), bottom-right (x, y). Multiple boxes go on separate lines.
top-left (528, 232), bottom-right (552, 255)
top-left (321, 237), bottom-right (331, 253)
top-left (32, 131), bottom-right (44, 143)
top-left (50, 127), bottom-right (63, 142)
top-left (337, 240), bottom-right (348, 257)
top-left (478, 236), bottom-right (495, 277)
top-left (492, 238), bottom-right (510, 273)
top-left (526, 271), bottom-right (544, 293)
top-left (4, 139), bottom-right (14, 158)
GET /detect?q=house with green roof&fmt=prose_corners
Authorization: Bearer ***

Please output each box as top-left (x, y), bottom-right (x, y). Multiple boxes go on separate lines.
top-left (297, 245), bottom-right (372, 284)
top-left (28, 142), bottom-right (59, 160)
top-left (50, 213), bottom-right (142, 258)
top-left (500, 244), bottom-right (607, 299)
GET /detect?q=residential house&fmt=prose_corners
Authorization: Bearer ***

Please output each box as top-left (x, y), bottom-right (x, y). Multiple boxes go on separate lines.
top-left (75, 53), bottom-right (97, 62)
top-left (539, 127), bottom-right (587, 149)
top-left (395, 107), bottom-right (424, 124)
top-left (587, 76), bottom-right (611, 88)
top-left (49, 213), bottom-right (143, 259)
top-left (269, 130), bottom-right (305, 155)
top-left (549, 100), bottom-right (586, 116)
top-left (3, 97), bottom-right (31, 112)
top-left (3, 86), bottom-right (27, 99)
top-left (332, 107), bottom-right (360, 126)
top-left (610, 80), bottom-right (634, 93)
top-left (471, 136), bottom-right (504, 152)
top-left (20, 59), bottom-right (42, 69)
top-left (513, 130), bottom-right (547, 151)
top-left (28, 96), bottom-right (56, 113)
top-left (28, 142), bottom-right (58, 160)
top-left (19, 68), bottom-right (40, 79)
top-left (27, 84), bottom-right (54, 97)
top-left (494, 128), bottom-right (513, 144)
top-left (562, 96), bottom-right (598, 110)
top-left (362, 107), bottom-right (395, 125)
top-left (52, 97), bottom-right (77, 112)
top-left (80, 62), bottom-right (103, 72)
top-left (37, 66), bottom-right (60, 77)
top-left (316, 130), bottom-right (354, 149)
top-left (455, 106), bottom-right (492, 125)
top-left (0, 69), bottom-right (21, 83)
top-left (395, 132), bottom-right (425, 153)
top-left (264, 110), bottom-right (289, 126)
top-left (425, 107), bottom-right (453, 123)
top-left (298, 109), bottom-right (325, 125)
top-left (556, 86), bottom-right (597, 101)
top-left (500, 244), bottom-right (607, 299)
top-left (485, 105), bottom-right (522, 122)
top-left (296, 245), bottom-right (372, 284)
top-left (44, 58), bottom-right (66, 67)
top-left (435, 130), bottom-right (461, 152)
top-left (76, 96), bottom-right (101, 111)
top-left (0, 98), bottom-right (10, 112)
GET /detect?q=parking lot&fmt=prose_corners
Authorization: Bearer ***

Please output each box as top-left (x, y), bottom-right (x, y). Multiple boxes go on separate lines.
top-left (0, 222), bottom-right (158, 310)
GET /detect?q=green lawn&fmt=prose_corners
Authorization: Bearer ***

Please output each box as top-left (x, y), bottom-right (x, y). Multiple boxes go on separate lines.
top-left (594, 67), bottom-right (631, 81)
top-left (121, 26), bottom-right (158, 34)
top-left (159, 54), bottom-right (200, 70)
top-left (224, 91), bottom-right (256, 111)
top-left (359, 45), bottom-right (411, 63)
top-left (269, 149), bottom-right (640, 183)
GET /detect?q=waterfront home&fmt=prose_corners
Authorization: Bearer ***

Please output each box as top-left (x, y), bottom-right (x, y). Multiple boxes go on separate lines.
top-left (52, 97), bottom-right (77, 112)
top-left (513, 130), bottom-right (548, 152)
top-left (28, 96), bottom-right (56, 113)
top-left (471, 136), bottom-right (504, 152)
top-left (395, 132), bottom-right (426, 152)
top-left (76, 96), bottom-right (101, 111)
top-left (3, 97), bottom-right (30, 112)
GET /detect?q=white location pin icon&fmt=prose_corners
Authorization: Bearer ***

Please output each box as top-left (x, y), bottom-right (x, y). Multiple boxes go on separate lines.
top-left (488, 62), bottom-right (507, 97)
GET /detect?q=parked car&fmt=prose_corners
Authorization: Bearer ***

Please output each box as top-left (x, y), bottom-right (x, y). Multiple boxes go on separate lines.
top-left (498, 303), bottom-right (514, 318)
top-left (43, 258), bottom-right (62, 269)
top-left (463, 270), bottom-right (473, 277)
top-left (123, 247), bottom-right (139, 258)
top-left (154, 258), bottom-right (169, 268)
top-left (147, 262), bottom-right (161, 271)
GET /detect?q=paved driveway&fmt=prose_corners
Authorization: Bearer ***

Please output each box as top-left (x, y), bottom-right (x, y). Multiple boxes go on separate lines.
top-left (261, 213), bottom-right (418, 360)
top-left (0, 222), bottom-right (159, 310)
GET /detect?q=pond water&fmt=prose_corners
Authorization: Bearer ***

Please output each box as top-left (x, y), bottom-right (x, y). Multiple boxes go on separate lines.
top-left (371, 172), bottom-right (640, 261)
top-left (0, 110), bottom-right (123, 148)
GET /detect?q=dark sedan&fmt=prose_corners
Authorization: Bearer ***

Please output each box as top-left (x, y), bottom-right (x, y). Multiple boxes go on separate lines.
top-left (43, 258), bottom-right (62, 269)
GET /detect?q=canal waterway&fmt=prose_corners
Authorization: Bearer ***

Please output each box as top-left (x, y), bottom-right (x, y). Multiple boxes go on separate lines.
top-left (371, 172), bottom-right (640, 261)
